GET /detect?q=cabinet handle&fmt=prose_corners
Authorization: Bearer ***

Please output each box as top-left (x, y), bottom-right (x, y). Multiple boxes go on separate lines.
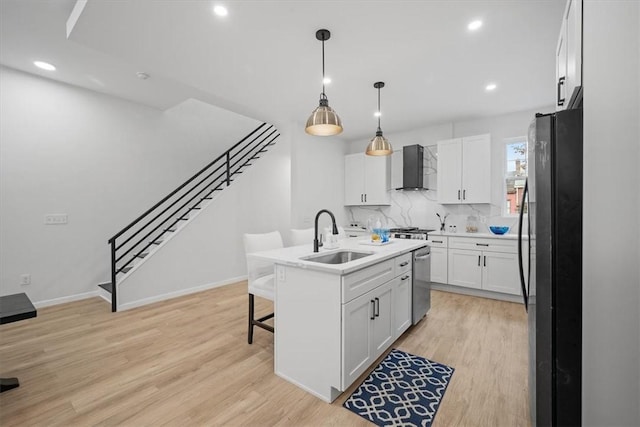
top-left (458, 190), bottom-right (461, 200)
top-left (370, 300), bottom-right (375, 320)
top-left (401, 275), bottom-right (410, 281)
top-left (374, 297), bottom-right (380, 317)
top-left (364, 194), bottom-right (367, 203)
top-left (361, 194), bottom-right (363, 203)
top-left (476, 243), bottom-right (489, 247)
top-left (463, 189), bottom-right (466, 200)
top-left (484, 256), bottom-right (486, 267)
top-left (432, 240), bottom-right (443, 243)
top-left (399, 261), bottom-right (409, 267)
top-left (557, 76), bottom-right (566, 106)
top-left (478, 255), bottom-right (481, 266)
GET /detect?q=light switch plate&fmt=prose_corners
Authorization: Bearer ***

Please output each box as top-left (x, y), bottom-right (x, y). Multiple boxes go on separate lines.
top-left (45, 214), bottom-right (68, 225)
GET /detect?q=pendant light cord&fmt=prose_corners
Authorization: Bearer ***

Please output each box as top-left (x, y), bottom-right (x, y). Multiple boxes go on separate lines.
top-left (377, 86), bottom-right (382, 131)
top-left (321, 38), bottom-right (326, 97)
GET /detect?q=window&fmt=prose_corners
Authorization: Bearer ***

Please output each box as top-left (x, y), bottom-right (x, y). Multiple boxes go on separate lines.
top-left (504, 137), bottom-right (527, 216)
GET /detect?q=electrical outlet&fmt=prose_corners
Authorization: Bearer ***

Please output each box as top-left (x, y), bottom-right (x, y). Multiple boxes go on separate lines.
top-left (20, 274), bottom-right (31, 285)
top-left (45, 214), bottom-right (68, 225)
top-left (277, 266), bottom-right (286, 282)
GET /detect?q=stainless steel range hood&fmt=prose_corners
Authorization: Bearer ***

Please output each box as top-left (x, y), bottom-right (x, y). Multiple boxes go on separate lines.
top-left (396, 144), bottom-right (429, 190)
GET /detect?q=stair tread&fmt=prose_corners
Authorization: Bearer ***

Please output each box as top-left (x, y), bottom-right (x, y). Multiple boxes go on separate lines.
top-left (118, 266), bottom-right (133, 274)
top-left (98, 282), bottom-right (113, 293)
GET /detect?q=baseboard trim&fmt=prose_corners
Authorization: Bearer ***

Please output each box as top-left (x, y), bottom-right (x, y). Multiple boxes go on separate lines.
top-left (118, 275), bottom-right (247, 311)
top-left (430, 283), bottom-right (523, 304)
top-left (34, 290), bottom-right (100, 308)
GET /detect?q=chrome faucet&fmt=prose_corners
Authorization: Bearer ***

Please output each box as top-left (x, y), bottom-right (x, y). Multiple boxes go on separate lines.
top-left (314, 209), bottom-right (339, 252)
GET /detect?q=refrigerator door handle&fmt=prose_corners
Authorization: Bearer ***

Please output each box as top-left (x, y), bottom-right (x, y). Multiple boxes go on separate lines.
top-left (518, 179), bottom-right (529, 311)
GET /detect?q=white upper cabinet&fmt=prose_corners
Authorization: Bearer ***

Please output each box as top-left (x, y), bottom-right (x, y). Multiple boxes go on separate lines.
top-left (556, 0), bottom-right (582, 110)
top-left (437, 134), bottom-right (491, 204)
top-left (344, 153), bottom-right (390, 206)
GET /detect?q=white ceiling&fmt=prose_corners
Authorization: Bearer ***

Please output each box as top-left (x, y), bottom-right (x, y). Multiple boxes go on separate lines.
top-left (0, 0), bottom-right (565, 141)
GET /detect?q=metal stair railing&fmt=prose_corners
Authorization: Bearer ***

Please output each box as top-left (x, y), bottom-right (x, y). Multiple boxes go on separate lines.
top-left (106, 123), bottom-right (280, 312)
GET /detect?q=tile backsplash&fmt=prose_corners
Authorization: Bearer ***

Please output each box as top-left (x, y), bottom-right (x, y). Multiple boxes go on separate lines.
top-left (346, 190), bottom-right (521, 234)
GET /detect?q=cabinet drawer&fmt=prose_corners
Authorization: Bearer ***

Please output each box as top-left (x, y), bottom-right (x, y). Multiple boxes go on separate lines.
top-left (427, 237), bottom-right (448, 248)
top-left (342, 260), bottom-right (394, 303)
top-left (448, 237), bottom-right (517, 253)
top-left (394, 253), bottom-right (412, 276)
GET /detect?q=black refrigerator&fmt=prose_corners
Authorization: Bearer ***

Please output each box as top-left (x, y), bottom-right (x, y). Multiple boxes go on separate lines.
top-left (518, 107), bottom-right (583, 426)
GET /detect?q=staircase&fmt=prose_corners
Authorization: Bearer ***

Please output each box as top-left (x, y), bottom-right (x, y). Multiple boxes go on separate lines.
top-left (98, 123), bottom-right (280, 311)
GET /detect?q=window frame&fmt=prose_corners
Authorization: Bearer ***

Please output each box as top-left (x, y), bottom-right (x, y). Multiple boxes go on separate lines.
top-left (503, 136), bottom-right (528, 217)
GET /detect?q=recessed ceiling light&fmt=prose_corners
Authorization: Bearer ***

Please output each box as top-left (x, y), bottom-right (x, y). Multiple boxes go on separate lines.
top-left (213, 5), bottom-right (228, 16)
top-left (468, 20), bottom-right (483, 31)
top-left (34, 61), bottom-right (56, 71)
top-left (323, 77), bottom-right (331, 85)
top-left (486, 83), bottom-right (497, 91)
top-left (374, 111), bottom-right (381, 117)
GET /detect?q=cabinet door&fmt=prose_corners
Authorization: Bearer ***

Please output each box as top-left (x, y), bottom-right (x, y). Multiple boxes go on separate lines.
top-left (341, 290), bottom-right (374, 389)
top-left (448, 248), bottom-right (482, 289)
top-left (363, 155), bottom-right (390, 205)
top-left (461, 134), bottom-right (491, 204)
top-left (437, 138), bottom-right (463, 203)
top-left (482, 251), bottom-right (522, 295)
top-left (371, 281), bottom-right (394, 359)
top-left (430, 247), bottom-right (448, 284)
top-left (345, 154), bottom-right (365, 205)
top-left (392, 274), bottom-right (412, 339)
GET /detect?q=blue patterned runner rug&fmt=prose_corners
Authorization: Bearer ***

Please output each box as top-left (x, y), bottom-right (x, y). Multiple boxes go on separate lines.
top-left (343, 348), bottom-right (454, 426)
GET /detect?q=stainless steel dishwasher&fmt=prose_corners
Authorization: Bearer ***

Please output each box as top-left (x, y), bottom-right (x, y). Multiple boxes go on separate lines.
top-left (412, 247), bottom-right (431, 324)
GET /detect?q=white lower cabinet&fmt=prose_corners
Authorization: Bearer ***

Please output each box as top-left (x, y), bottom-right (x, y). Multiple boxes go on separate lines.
top-left (341, 253), bottom-right (412, 390)
top-left (392, 273), bottom-right (412, 339)
top-left (446, 236), bottom-right (522, 296)
top-left (448, 248), bottom-right (482, 289)
top-left (427, 237), bottom-right (448, 284)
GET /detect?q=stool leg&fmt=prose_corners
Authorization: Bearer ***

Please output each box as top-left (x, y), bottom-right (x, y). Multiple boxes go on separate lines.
top-left (248, 293), bottom-right (254, 344)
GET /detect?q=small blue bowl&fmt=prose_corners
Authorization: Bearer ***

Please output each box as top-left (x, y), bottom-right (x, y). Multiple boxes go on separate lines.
top-left (489, 226), bottom-right (510, 235)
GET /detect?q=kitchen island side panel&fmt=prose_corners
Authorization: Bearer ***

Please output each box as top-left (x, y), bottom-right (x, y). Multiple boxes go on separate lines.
top-left (274, 265), bottom-right (342, 402)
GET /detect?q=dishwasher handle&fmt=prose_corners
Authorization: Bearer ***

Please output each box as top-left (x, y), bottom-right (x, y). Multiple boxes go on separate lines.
top-left (414, 254), bottom-right (430, 260)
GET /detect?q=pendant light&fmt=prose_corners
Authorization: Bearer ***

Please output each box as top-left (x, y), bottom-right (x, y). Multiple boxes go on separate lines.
top-left (365, 81), bottom-right (393, 156)
top-left (305, 29), bottom-right (343, 136)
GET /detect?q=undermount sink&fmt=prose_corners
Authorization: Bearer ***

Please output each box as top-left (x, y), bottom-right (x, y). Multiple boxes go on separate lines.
top-left (301, 250), bottom-right (373, 265)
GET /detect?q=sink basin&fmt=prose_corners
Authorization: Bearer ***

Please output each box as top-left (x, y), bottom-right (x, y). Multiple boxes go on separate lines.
top-left (301, 250), bottom-right (373, 265)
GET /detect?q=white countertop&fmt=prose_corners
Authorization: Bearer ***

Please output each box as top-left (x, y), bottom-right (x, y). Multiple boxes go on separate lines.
top-left (248, 238), bottom-right (428, 275)
top-left (429, 230), bottom-right (527, 240)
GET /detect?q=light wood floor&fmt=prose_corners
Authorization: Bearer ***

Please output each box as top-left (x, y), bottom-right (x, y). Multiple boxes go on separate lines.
top-left (0, 283), bottom-right (529, 426)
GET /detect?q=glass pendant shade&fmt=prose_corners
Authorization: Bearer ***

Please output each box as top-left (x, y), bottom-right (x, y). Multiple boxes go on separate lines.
top-left (305, 29), bottom-right (343, 136)
top-left (366, 81), bottom-right (393, 156)
top-left (305, 97), bottom-right (343, 136)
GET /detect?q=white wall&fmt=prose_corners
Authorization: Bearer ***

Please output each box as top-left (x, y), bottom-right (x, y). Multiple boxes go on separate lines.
top-left (289, 121), bottom-right (349, 242)
top-left (119, 136), bottom-right (291, 308)
top-left (582, 1), bottom-right (640, 425)
top-left (0, 66), bottom-right (263, 305)
top-left (345, 108), bottom-right (553, 231)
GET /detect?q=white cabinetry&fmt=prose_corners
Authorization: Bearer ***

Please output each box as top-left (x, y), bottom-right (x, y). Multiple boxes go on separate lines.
top-left (447, 236), bottom-right (522, 296)
top-left (427, 237), bottom-right (448, 284)
top-left (437, 134), bottom-right (491, 204)
top-left (342, 281), bottom-right (393, 388)
top-left (344, 153), bottom-right (390, 206)
top-left (392, 253), bottom-right (412, 338)
top-left (556, 0), bottom-right (582, 110)
top-left (341, 252), bottom-right (412, 389)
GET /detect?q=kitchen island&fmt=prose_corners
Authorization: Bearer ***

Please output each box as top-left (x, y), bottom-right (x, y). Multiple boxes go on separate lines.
top-left (249, 237), bottom-right (428, 402)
